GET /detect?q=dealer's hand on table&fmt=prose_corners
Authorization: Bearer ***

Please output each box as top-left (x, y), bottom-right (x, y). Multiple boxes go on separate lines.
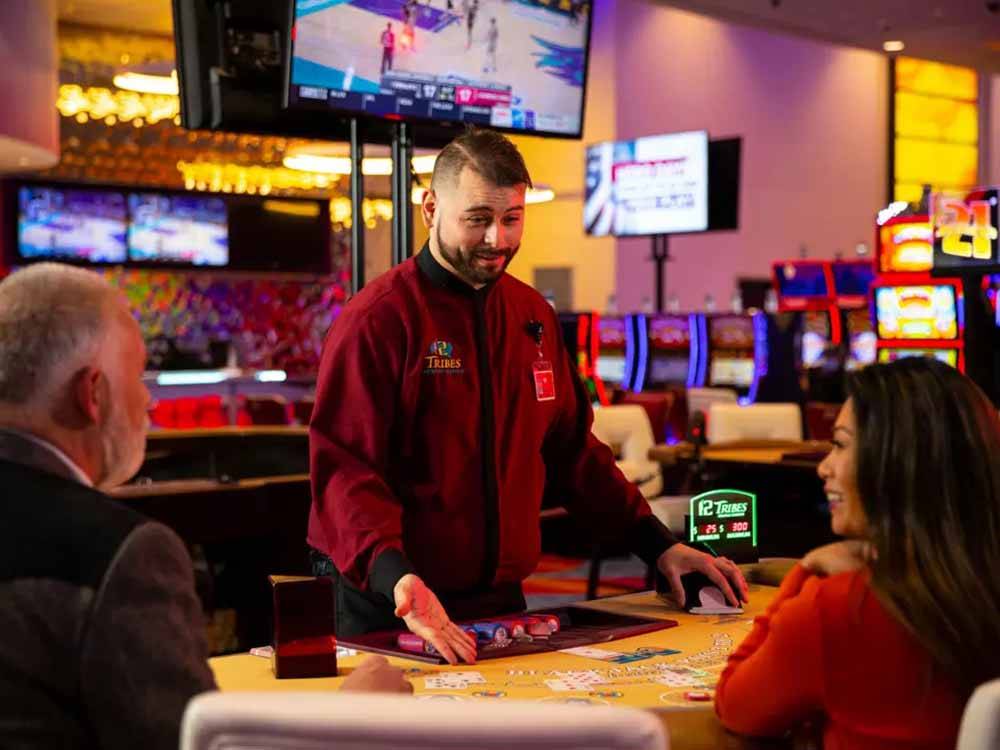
top-left (801, 540), bottom-right (875, 577)
top-left (340, 655), bottom-right (414, 694)
top-left (393, 573), bottom-right (478, 665)
top-left (656, 543), bottom-right (749, 607)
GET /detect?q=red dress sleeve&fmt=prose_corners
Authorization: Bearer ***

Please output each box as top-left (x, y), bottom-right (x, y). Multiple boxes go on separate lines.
top-left (309, 303), bottom-right (414, 598)
top-left (715, 564), bottom-right (824, 737)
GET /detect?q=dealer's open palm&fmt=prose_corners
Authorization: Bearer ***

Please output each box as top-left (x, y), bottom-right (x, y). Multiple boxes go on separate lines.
top-left (393, 574), bottom-right (478, 665)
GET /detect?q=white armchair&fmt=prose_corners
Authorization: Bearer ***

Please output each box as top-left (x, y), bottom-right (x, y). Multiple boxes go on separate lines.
top-left (181, 691), bottom-right (669, 750)
top-left (957, 678), bottom-right (1000, 750)
top-left (592, 404), bottom-right (662, 499)
top-left (706, 402), bottom-right (803, 444)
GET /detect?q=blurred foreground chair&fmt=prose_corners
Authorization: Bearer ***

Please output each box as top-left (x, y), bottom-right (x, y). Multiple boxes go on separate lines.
top-left (957, 678), bottom-right (1000, 750)
top-left (706, 402), bottom-right (803, 444)
top-left (181, 691), bottom-right (669, 750)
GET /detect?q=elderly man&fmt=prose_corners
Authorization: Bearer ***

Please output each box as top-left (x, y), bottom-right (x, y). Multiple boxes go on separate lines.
top-left (0, 264), bottom-right (409, 750)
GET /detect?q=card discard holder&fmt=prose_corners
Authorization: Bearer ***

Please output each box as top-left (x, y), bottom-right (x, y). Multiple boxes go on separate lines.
top-left (269, 575), bottom-right (338, 679)
top-left (655, 570), bottom-right (744, 615)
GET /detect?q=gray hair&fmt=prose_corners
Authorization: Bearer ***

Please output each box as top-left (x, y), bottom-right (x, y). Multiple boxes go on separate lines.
top-left (0, 264), bottom-right (122, 406)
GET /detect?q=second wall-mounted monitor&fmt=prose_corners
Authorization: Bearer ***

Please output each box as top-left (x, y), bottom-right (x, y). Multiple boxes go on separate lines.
top-left (585, 130), bottom-right (708, 236)
top-left (286, 0), bottom-right (593, 138)
top-left (128, 193), bottom-right (229, 267)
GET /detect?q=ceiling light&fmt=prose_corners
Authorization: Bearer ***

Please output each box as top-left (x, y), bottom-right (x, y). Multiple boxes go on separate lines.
top-left (883, 40), bottom-right (905, 53)
top-left (283, 152), bottom-right (437, 176)
top-left (410, 186), bottom-right (555, 205)
top-left (113, 70), bottom-right (179, 96)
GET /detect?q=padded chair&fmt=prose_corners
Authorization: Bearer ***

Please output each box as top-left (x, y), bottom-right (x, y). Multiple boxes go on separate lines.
top-left (615, 388), bottom-right (689, 445)
top-left (592, 404), bottom-right (662, 498)
top-left (706, 402), bottom-right (803, 444)
top-left (180, 691), bottom-right (669, 750)
top-left (957, 678), bottom-right (1000, 750)
top-left (685, 387), bottom-right (737, 437)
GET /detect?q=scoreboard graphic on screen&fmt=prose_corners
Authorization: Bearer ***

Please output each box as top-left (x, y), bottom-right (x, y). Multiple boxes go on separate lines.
top-left (688, 489), bottom-right (758, 562)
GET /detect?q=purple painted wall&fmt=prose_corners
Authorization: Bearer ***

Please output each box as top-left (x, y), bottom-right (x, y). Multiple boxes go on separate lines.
top-left (613, 1), bottom-right (889, 311)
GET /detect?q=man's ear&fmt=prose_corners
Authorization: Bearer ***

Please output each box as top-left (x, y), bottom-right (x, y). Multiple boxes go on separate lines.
top-left (421, 188), bottom-right (437, 229)
top-left (71, 366), bottom-right (105, 425)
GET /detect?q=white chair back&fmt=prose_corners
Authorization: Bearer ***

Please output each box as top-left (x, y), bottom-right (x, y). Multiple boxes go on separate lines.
top-left (592, 404), bottom-right (662, 498)
top-left (181, 691), bottom-right (669, 750)
top-left (957, 678), bottom-right (1000, 750)
top-left (706, 402), bottom-right (803, 444)
top-left (686, 387), bottom-right (737, 423)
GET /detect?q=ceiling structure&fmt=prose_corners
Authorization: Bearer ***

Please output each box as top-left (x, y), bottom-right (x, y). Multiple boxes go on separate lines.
top-left (658, 0), bottom-right (1000, 74)
top-left (57, 0), bottom-right (174, 35)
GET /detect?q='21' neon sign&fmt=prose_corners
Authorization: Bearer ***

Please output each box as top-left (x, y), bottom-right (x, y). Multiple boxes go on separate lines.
top-left (934, 191), bottom-right (999, 262)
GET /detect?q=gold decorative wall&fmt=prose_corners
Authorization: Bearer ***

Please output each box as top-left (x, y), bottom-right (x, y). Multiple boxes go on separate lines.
top-left (893, 56), bottom-right (979, 204)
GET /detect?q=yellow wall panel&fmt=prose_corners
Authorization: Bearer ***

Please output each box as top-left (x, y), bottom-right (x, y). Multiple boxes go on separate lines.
top-left (896, 56), bottom-right (978, 101)
top-left (894, 139), bottom-right (978, 188)
top-left (895, 92), bottom-right (978, 145)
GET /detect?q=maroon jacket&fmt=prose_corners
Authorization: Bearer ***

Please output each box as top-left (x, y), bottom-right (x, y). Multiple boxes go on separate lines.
top-left (308, 247), bottom-right (676, 633)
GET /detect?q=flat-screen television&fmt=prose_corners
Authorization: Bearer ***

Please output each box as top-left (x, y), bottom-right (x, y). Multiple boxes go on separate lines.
top-left (584, 130), bottom-right (709, 236)
top-left (227, 197), bottom-right (331, 273)
top-left (173, 0), bottom-right (353, 141)
top-left (286, 0), bottom-right (593, 138)
top-left (16, 186), bottom-right (127, 263)
top-left (874, 284), bottom-right (959, 341)
top-left (128, 193), bottom-right (229, 267)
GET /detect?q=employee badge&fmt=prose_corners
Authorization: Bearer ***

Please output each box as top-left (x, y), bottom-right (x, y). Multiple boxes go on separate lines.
top-left (532, 360), bottom-right (555, 401)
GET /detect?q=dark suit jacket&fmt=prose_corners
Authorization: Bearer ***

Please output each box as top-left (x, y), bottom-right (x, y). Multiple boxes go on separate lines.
top-left (0, 429), bottom-right (216, 749)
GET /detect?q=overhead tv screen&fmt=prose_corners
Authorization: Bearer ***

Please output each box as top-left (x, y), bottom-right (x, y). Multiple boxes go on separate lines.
top-left (128, 193), bottom-right (229, 267)
top-left (287, 0), bottom-right (592, 137)
top-left (584, 130), bottom-right (709, 236)
top-left (17, 187), bottom-right (128, 264)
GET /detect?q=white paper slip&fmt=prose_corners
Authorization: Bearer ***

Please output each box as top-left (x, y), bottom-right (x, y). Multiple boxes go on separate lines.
top-left (559, 646), bottom-right (622, 661)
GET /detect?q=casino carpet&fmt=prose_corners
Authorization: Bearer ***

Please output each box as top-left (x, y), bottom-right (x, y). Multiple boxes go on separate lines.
top-left (522, 554), bottom-right (649, 609)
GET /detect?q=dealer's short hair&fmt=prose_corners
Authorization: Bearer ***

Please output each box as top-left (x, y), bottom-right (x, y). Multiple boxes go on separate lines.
top-left (431, 128), bottom-right (533, 191)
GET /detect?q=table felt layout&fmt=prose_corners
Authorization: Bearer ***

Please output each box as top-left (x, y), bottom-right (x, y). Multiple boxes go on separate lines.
top-left (212, 584), bottom-right (776, 710)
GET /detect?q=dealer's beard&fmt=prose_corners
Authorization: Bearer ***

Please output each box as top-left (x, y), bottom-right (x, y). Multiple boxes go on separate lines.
top-left (435, 223), bottom-right (518, 287)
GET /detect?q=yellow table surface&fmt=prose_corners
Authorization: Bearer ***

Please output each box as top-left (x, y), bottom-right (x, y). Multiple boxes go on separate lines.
top-left (211, 571), bottom-right (792, 750)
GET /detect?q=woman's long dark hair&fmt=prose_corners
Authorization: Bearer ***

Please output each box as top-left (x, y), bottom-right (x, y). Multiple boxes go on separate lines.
top-left (847, 357), bottom-right (1000, 694)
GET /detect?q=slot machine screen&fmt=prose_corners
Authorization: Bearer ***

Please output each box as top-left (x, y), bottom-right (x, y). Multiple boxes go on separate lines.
top-left (877, 348), bottom-right (958, 368)
top-left (874, 285), bottom-right (958, 341)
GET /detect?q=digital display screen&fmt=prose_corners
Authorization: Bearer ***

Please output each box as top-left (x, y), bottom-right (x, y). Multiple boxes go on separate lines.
top-left (648, 315), bottom-right (690, 350)
top-left (877, 348), bottom-right (958, 368)
top-left (831, 261), bottom-right (875, 298)
top-left (288, 0), bottom-right (592, 137)
top-left (878, 218), bottom-right (933, 273)
top-left (875, 285), bottom-right (958, 341)
top-left (801, 310), bottom-right (831, 369)
top-left (595, 355), bottom-right (626, 384)
top-left (598, 316), bottom-right (626, 349)
top-left (17, 187), bottom-right (127, 263)
top-left (688, 490), bottom-right (757, 559)
top-left (932, 190), bottom-right (1000, 275)
top-left (848, 333), bottom-right (877, 370)
top-left (775, 261), bottom-right (830, 298)
top-left (649, 355), bottom-right (690, 385)
top-left (709, 357), bottom-right (754, 387)
top-left (709, 315), bottom-right (754, 349)
top-left (128, 193), bottom-right (229, 266)
top-left (584, 131), bottom-right (709, 236)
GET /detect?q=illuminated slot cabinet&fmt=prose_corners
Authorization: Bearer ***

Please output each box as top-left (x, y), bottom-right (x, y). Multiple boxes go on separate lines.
top-left (702, 313), bottom-right (766, 404)
top-left (558, 311), bottom-right (608, 405)
top-left (872, 278), bottom-right (965, 371)
top-left (632, 313), bottom-right (701, 392)
top-left (593, 314), bottom-right (637, 392)
top-left (771, 260), bottom-right (838, 374)
top-left (871, 210), bottom-right (965, 371)
top-left (831, 260), bottom-right (877, 371)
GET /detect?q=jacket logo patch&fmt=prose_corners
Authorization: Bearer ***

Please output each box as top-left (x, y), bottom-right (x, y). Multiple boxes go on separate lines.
top-left (424, 340), bottom-right (464, 374)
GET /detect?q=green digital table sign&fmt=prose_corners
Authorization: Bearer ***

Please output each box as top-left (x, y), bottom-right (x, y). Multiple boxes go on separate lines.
top-left (688, 489), bottom-right (758, 562)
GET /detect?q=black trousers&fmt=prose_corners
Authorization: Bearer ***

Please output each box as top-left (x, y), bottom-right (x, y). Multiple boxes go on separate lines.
top-left (309, 548), bottom-right (527, 636)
